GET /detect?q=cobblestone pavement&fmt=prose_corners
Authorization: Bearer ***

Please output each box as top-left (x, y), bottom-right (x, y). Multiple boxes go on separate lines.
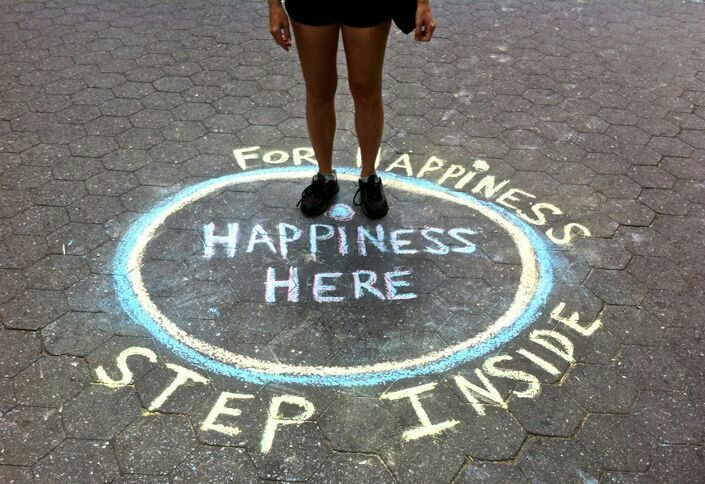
top-left (1, 0), bottom-right (705, 482)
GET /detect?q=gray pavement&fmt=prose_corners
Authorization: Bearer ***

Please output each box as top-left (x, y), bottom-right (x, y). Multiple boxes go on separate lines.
top-left (1, 0), bottom-right (705, 482)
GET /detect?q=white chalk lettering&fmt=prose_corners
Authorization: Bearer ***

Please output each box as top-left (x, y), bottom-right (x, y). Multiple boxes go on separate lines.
top-left (380, 382), bottom-right (459, 441)
top-left (310, 224), bottom-right (335, 257)
top-left (417, 155), bottom-right (445, 179)
top-left (201, 392), bottom-right (255, 437)
top-left (292, 147), bottom-right (317, 166)
top-left (448, 228), bottom-right (477, 254)
top-left (203, 222), bottom-right (239, 259)
top-left (357, 225), bottom-right (387, 256)
top-left (95, 347), bottom-right (158, 387)
top-left (148, 363), bottom-right (209, 411)
top-left (232, 146), bottom-right (260, 170)
top-left (551, 302), bottom-right (602, 336)
top-left (516, 349), bottom-right (561, 376)
top-left (421, 228), bottom-right (450, 255)
top-left (483, 355), bottom-right (541, 399)
top-left (262, 150), bottom-right (289, 164)
top-left (265, 266), bottom-right (300, 303)
top-left (352, 270), bottom-right (385, 300)
top-left (472, 175), bottom-right (511, 199)
top-left (246, 224), bottom-right (278, 254)
top-left (453, 370), bottom-right (506, 416)
top-left (390, 229), bottom-right (417, 254)
top-left (313, 272), bottom-right (343, 303)
top-left (546, 222), bottom-right (591, 246)
top-left (385, 153), bottom-right (413, 176)
top-left (529, 329), bottom-right (575, 363)
top-left (278, 223), bottom-right (302, 259)
top-left (384, 270), bottom-right (417, 301)
top-left (438, 164), bottom-right (466, 186)
top-left (261, 395), bottom-right (315, 454)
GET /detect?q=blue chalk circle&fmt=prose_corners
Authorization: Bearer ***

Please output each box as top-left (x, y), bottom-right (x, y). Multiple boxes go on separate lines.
top-left (326, 203), bottom-right (355, 222)
top-left (113, 166), bottom-right (554, 387)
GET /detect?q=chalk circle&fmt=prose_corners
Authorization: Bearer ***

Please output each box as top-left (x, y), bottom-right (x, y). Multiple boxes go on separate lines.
top-left (114, 166), bottom-right (553, 387)
top-left (326, 203), bottom-right (355, 222)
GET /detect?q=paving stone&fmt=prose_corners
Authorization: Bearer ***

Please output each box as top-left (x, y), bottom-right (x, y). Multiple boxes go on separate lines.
top-left (507, 384), bottom-right (584, 437)
top-left (0, 164), bottom-right (51, 190)
top-left (31, 439), bottom-right (119, 483)
top-left (518, 438), bottom-right (600, 484)
top-left (51, 156), bottom-right (104, 181)
top-left (169, 445), bottom-right (258, 483)
top-left (45, 222), bottom-right (109, 256)
top-left (8, 205), bottom-right (69, 236)
top-left (41, 311), bottom-right (114, 356)
top-left (0, 288), bottom-right (68, 330)
top-left (68, 135), bottom-right (117, 158)
top-left (563, 363), bottom-right (638, 413)
top-left (34, 179), bottom-right (87, 207)
top-left (600, 305), bottom-right (666, 346)
top-left (0, 190), bottom-right (34, 219)
top-left (67, 194), bottom-right (124, 223)
top-left (115, 128), bottom-right (163, 150)
top-left (127, 99), bottom-right (173, 125)
top-left (25, 255), bottom-right (90, 290)
top-left (583, 269), bottom-right (647, 305)
top-left (631, 391), bottom-right (704, 444)
top-left (0, 378), bottom-right (15, 415)
top-left (0, 329), bottom-right (42, 379)
top-left (0, 407), bottom-right (65, 465)
top-left (450, 406), bottom-right (527, 460)
top-left (0, 465), bottom-right (34, 483)
top-left (382, 436), bottom-right (466, 484)
top-left (318, 396), bottom-right (398, 452)
top-left (13, 356), bottom-right (90, 407)
top-left (114, 414), bottom-right (198, 474)
top-left (456, 461), bottom-right (528, 483)
top-left (63, 384), bottom-right (140, 439)
top-left (650, 444), bottom-right (705, 482)
top-left (577, 414), bottom-right (654, 472)
top-left (249, 420), bottom-right (332, 481)
top-left (309, 453), bottom-right (395, 483)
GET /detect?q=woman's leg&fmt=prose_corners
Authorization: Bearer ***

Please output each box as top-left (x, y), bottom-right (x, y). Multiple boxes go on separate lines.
top-left (341, 20), bottom-right (392, 177)
top-left (290, 19), bottom-right (341, 174)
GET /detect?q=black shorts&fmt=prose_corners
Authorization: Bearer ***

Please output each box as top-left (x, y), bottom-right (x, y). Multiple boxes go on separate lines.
top-left (284, 0), bottom-right (394, 28)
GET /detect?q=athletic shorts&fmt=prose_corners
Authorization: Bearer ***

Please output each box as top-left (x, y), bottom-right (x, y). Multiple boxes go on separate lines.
top-left (284, 0), bottom-right (394, 28)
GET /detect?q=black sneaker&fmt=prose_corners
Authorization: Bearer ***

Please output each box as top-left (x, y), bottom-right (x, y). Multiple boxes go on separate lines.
top-left (297, 173), bottom-right (340, 216)
top-left (353, 173), bottom-right (389, 219)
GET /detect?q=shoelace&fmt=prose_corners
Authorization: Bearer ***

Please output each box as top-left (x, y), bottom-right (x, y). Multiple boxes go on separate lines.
top-left (297, 175), bottom-right (326, 207)
top-left (353, 178), bottom-right (383, 206)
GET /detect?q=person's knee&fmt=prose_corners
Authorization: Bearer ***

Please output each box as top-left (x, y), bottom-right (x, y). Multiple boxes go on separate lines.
top-left (305, 78), bottom-right (338, 105)
top-left (348, 78), bottom-right (382, 106)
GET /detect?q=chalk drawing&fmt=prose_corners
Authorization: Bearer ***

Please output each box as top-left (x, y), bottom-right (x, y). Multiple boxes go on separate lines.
top-left (113, 166), bottom-right (553, 386)
top-left (326, 203), bottom-right (355, 222)
top-left (201, 392), bottom-right (255, 437)
top-left (453, 370), bottom-right (506, 416)
top-left (260, 395), bottom-right (315, 454)
top-left (483, 355), bottom-right (541, 399)
top-left (380, 382), bottom-right (459, 441)
top-left (551, 302), bottom-right (602, 336)
top-left (95, 347), bottom-right (158, 387)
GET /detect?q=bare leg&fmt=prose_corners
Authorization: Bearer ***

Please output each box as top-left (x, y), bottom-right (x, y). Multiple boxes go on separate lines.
top-left (290, 19), bottom-right (341, 173)
top-left (341, 20), bottom-right (391, 177)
